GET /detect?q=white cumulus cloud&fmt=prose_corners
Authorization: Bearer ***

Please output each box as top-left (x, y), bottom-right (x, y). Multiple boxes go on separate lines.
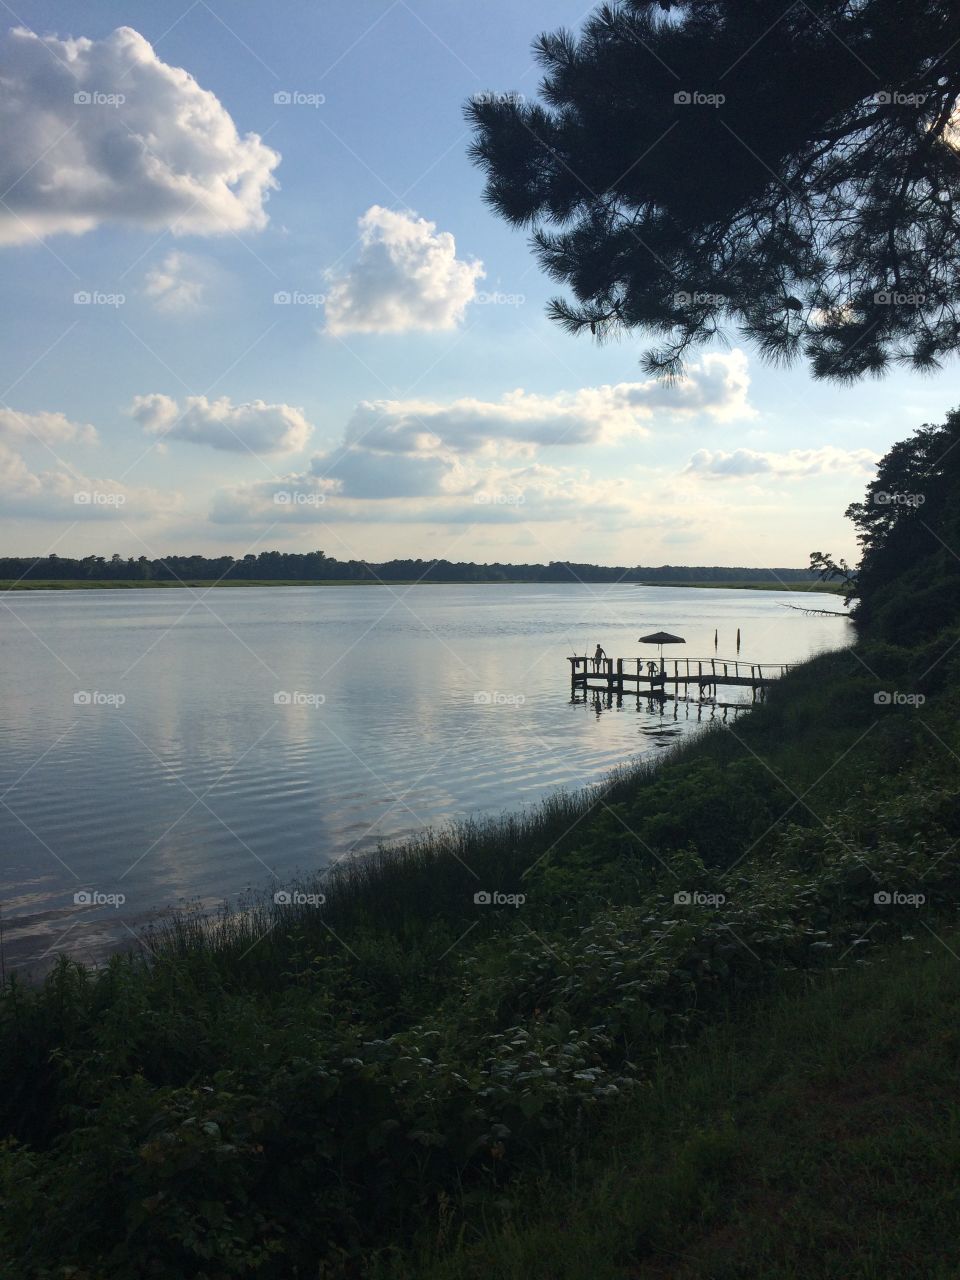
top-left (143, 251), bottom-right (209, 313)
top-left (0, 440), bottom-right (179, 519)
top-left (130, 393), bottom-right (313, 455)
top-left (208, 457), bottom-right (650, 528)
top-left (324, 206), bottom-right (484, 335)
top-left (0, 25), bottom-right (280, 246)
top-left (686, 446), bottom-right (878, 479)
top-left (342, 354), bottom-right (753, 455)
top-left (0, 406), bottom-right (97, 445)
top-left (206, 357), bottom-right (758, 527)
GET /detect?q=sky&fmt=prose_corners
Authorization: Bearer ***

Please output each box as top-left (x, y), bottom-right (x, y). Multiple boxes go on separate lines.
top-left (0, 0), bottom-right (956, 569)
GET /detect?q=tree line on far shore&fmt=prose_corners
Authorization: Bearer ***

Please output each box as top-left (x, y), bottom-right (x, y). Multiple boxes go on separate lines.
top-left (0, 553), bottom-right (821, 585)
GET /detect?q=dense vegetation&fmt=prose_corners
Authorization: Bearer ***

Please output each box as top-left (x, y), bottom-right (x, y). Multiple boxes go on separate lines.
top-left (1, 412), bottom-right (958, 1276)
top-left (0, 552), bottom-right (819, 586)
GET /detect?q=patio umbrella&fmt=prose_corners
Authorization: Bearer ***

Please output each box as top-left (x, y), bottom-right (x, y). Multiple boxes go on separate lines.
top-left (638, 630), bottom-right (686, 674)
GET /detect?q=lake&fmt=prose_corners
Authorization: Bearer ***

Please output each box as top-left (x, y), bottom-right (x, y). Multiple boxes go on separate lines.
top-left (0, 583), bottom-right (851, 971)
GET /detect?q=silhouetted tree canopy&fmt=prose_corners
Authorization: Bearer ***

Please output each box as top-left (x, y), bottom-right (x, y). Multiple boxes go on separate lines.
top-left (814, 405), bottom-right (960, 640)
top-left (466, 0), bottom-right (960, 381)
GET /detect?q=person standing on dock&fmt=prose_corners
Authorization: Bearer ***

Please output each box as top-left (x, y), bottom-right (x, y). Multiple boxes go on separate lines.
top-left (593, 643), bottom-right (606, 673)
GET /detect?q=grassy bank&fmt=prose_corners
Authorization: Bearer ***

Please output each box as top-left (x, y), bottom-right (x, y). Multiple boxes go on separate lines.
top-left (1, 618), bottom-right (958, 1276)
top-left (390, 929), bottom-right (960, 1279)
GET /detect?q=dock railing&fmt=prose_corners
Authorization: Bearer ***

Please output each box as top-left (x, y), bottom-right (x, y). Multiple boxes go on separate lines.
top-left (568, 655), bottom-right (793, 696)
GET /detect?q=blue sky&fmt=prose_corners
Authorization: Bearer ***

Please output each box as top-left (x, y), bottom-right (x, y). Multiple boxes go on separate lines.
top-left (0, 0), bottom-right (955, 567)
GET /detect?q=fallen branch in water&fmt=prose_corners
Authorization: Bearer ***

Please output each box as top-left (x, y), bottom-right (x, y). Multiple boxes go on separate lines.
top-left (780, 602), bottom-right (850, 617)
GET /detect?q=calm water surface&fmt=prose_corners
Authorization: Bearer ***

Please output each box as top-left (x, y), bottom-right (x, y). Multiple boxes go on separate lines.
top-left (0, 583), bottom-right (851, 969)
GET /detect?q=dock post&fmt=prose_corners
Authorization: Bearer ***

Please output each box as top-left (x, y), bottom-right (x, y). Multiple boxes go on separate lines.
top-left (616, 657), bottom-right (623, 694)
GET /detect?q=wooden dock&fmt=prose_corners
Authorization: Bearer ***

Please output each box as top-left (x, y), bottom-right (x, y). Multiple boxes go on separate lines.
top-left (569, 655), bottom-right (792, 700)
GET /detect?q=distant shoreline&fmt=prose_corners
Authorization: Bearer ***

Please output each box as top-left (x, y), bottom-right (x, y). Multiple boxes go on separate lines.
top-left (0, 577), bottom-right (843, 593)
